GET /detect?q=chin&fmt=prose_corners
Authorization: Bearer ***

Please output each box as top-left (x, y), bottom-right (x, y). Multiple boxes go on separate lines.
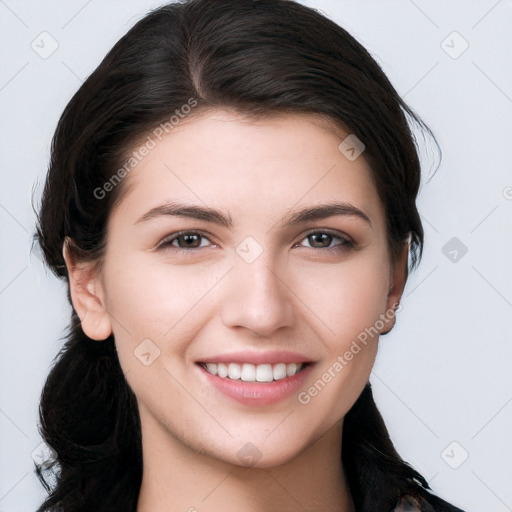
top-left (213, 433), bottom-right (313, 469)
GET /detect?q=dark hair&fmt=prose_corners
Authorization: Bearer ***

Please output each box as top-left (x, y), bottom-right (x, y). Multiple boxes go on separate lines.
top-left (34, 1), bottom-right (462, 511)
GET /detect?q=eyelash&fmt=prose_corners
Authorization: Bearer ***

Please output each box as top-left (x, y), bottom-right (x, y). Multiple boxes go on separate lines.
top-left (156, 229), bottom-right (355, 254)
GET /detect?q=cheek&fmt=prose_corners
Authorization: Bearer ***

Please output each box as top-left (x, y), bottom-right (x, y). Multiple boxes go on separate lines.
top-left (292, 258), bottom-right (388, 421)
top-left (292, 251), bottom-right (390, 342)
top-left (101, 254), bottom-right (211, 342)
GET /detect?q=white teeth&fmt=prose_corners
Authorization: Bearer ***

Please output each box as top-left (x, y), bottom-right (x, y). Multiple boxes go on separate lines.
top-left (256, 364), bottom-right (273, 382)
top-left (201, 362), bottom-right (305, 381)
top-left (241, 363), bottom-right (256, 382)
top-left (286, 363), bottom-right (298, 377)
top-left (217, 363), bottom-right (228, 378)
top-left (205, 363), bottom-right (217, 376)
top-left (228, 363), bottom-right (241, 380)
top-left (273, 363), bottom-right (287, 380)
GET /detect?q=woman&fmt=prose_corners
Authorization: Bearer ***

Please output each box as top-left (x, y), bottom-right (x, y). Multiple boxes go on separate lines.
top-left (34, 0), bottom-right (465, 510)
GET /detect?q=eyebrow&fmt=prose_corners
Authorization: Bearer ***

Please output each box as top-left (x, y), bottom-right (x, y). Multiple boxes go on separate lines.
top-left (135, 200), bottom-right (372, 229)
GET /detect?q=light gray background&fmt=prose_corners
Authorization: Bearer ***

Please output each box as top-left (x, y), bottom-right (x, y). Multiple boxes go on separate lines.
top-left (1, 1), bottom-right (511, 511)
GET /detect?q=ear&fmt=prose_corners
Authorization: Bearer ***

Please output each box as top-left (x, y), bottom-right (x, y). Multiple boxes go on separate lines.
top-left (62, 238), bottom-right (112, 341)
top-left (380, 240), bottom-right (409, 335)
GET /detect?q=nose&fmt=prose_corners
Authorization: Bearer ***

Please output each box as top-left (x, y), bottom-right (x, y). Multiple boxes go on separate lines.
top-left (220, 254), bottom-right (295, 338)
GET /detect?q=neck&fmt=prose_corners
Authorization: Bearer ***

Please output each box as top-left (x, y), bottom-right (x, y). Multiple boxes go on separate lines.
top-left (136, 414), bottom-right (354, 512)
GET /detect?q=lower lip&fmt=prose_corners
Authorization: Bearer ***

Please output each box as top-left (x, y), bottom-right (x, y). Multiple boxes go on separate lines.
top-left (197, 363), bottom-right (314, 406)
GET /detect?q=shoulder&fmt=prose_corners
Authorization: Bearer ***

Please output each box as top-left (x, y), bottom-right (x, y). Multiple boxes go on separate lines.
top-left (393, 495), bottom-right (422, 512)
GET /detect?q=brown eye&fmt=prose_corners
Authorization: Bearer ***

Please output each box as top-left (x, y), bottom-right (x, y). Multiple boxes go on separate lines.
top-left (297, 230), bottom-right (354, 251)
top-left (158, 231), bottom-right (213, 250)
top-left (174, 233), bottom-right (203, 248)
top-left (307, 233), bottom-right (335, 249)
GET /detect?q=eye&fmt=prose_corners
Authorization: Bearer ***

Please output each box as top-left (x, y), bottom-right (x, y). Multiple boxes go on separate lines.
top-left (295, 230), bottom-right (355, 252)
top-left (156, 229), bottom-right (355, 254)
top-left (157, 231), bottom-right (214, 251)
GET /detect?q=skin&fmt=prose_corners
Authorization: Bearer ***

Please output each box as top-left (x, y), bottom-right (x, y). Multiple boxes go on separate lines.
top-left (64, 109), bottom-right (408, 512)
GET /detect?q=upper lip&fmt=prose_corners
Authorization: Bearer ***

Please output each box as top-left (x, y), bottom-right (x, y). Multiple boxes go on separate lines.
top-left (196, 350), bottom-right (315, 365)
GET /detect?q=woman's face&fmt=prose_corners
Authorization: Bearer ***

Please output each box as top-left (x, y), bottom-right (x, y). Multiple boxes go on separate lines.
top-left (72, 109), bottom-right (406, 467)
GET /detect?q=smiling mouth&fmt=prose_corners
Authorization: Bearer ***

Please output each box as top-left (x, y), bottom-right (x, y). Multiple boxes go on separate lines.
top-left (197, 362), bottom-right (310, 382)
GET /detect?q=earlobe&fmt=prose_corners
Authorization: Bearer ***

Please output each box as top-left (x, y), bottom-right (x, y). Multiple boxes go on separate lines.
top-left (62, 238), bottom-right (112, 341)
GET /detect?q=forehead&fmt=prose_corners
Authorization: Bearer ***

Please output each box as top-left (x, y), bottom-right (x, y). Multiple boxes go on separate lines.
top-left (110, 109), bottom-right (385, 229)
